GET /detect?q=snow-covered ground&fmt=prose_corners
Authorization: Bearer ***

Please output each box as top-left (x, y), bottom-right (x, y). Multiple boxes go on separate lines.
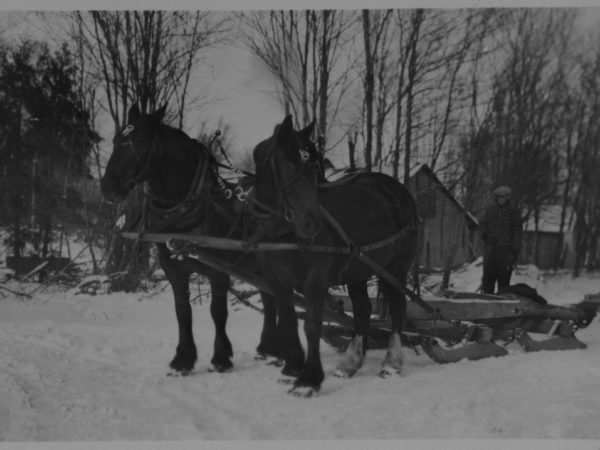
top-left (0, 261), bottom-right (600, 443)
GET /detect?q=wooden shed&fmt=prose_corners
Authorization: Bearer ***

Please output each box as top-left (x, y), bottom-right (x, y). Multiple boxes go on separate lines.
top-left (407, 164), bottom-right (479, 271)
top-left (520, 205), bottom-right (575, 270)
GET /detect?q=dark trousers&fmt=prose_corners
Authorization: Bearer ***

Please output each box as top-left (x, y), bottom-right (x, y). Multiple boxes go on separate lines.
top-left (482, 245), bottom-right (514, 294)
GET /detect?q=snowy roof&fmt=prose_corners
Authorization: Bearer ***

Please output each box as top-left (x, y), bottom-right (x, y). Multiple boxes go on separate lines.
top-left (409, 163), bottom-right (426, 179)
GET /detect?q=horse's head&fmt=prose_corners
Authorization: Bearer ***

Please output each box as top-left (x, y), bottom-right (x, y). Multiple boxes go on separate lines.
top-left (253, 115), bottom-right (324, 239)
top-left (101, 105), bottom-right (166, 202)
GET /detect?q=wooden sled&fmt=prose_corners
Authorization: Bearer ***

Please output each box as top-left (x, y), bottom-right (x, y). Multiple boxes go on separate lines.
top-left (122, 231), bottom-right (598, 365)
top-left (328, 289), bottom-right (597, 362)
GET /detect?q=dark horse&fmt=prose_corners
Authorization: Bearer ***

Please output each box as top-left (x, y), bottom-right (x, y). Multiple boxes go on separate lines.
top-left (100, 105), bottom-right (306, 376)
top-left (252, 116), bottom-right (419, 396)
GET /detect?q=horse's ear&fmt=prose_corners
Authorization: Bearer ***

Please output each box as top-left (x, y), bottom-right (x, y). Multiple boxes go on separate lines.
top-left (150, 104), bottom-right (167, 124)
top-left (299, 119), bottom-right (316, 141)
top-left (276, 115), bottom-right (294, 143)
top-left (127, 105), bottom-right (141, 124)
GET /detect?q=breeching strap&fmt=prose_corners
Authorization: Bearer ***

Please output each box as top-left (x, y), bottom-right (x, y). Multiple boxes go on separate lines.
top-left (318, 206), bottom-right (434, 314)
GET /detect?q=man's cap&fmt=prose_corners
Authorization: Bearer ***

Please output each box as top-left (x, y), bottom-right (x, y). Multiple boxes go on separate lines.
top-left (493, 186), bottom-right (511, 196)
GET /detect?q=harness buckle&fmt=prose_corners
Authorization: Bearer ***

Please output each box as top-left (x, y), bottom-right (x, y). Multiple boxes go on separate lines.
top-left (122, 124), bottom-right (134, 137)
top-left (284, 209), bottom-right (296, 223)
top-left (299, 149), bottom-right (310, 162)
top-left (126, 179), bottom-right (137, 191)
top-left (224, 189), bottom-right (233, 200)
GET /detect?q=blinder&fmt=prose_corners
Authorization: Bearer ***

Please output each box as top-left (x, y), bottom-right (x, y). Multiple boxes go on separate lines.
top-left (270, 144), bottom-right (320, 225)
top-left (113, 123), bottom-right (160, 193)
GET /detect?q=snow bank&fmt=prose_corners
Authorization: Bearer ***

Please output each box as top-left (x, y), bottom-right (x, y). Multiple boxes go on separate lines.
top-left (0, 267), bottom-right (599, 441)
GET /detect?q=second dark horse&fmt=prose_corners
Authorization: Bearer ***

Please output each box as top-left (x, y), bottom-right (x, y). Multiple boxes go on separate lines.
top-left (252, 116), bottom-right (419, 396)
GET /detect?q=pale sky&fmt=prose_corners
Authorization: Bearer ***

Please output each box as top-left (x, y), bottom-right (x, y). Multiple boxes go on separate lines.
top-left (3, 3), bottom-right (600, 172)
top-left (189, 43), bottom-right (285, 161)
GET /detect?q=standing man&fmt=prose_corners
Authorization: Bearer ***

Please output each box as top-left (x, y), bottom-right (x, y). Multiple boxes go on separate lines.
top-left (479, 186), bottom-right (523, 294)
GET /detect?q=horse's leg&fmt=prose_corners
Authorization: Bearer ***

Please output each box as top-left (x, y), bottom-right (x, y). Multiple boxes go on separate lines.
top-left (208, 271), bottom-right (234, 372)
top-left (380, 270), bottom-right (408, 377)
top-left (290, 268), bottom-right (327, 397)
top-left (256, 291), bottom-right (281, 360)
top-left (158, 246), bottom-right (196, 375)
top-left (279, 289), bottom-right (305, 377)
top-left (334, 280), bottom-right (370, 378)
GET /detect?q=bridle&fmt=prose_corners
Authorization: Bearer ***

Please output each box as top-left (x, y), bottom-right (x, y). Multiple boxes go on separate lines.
top-left (112, 123), bottom-right (213, 210)
top-left (113, 124), bottom-right (158, 193)
top-left (256, 135), bottom-right (320, 224)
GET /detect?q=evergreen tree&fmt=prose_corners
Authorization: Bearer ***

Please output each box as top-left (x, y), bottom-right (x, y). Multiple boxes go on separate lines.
top-left (0, 41), bottom-right (99, 259)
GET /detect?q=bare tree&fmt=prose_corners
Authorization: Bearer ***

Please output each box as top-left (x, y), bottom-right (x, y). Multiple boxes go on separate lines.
top-left (360, 10), bottom-right (396, 172)
top-left (571, 44), bottom-right (600, 274)
top-left (69, 11), bottom-right (229, 289)
top-left (459, 9), bottom-right (579, 269)
top-left (0, 12), bottom-right (23, 40)
top-left (73, 11), bottom-right (229, 130)
top-left (463, 11), bottom-right (574, 202)
top-left (240, 10), bottom-right (357, 148)
top-left (402, 9), bottom-right (424, 184)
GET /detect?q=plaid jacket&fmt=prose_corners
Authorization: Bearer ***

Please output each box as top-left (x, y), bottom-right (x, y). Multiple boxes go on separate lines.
top-left (479, 202), bottom-right (523, 251)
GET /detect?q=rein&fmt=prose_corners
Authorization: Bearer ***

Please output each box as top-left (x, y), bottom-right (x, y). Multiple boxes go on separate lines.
top-left (256, 140), bottom-right (314, 225)
top-left (120, 131), bottom-right (156, 192)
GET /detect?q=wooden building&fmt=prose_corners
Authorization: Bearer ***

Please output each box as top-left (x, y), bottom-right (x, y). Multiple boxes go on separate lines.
top-left (520, 205), bottom-right (575, 270)
top-left (407, 164), bottom-right (479, 271)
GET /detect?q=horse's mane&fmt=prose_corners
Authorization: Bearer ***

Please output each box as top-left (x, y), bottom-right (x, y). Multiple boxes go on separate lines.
top-left (252, 134), bottom-right (274, 167)
top-left (159, 123), bottom-right (209, 151)
top-left (156, 122), bottom-right (221, 169)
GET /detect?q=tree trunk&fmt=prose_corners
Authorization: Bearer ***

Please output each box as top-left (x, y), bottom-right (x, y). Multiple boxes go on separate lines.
top-left (403, 9), bottom-right (423, 185)
top-left (12, 217), bottom-right (21, 258)
top-left (393, 50), bottom-right (405, 180)
top-left (318, 10), bottom-right (331, 140)
top-left (362, 10), bottom-right (374, 172)
top-left (347, 131), bottom-right (357, 172)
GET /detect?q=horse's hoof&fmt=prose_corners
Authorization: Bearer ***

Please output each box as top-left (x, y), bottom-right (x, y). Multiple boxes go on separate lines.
top-left (167, 368), bottom-right (191, 377)
top-left (254, 352), bottom-right (267, 361)
top-left (208, 365), bottom-right (232, 374)
top-left (266, 357), bottom-right (284, 367)
top-left (208, 362), bottom-right (233, 373)
top-left (277, 377), bottom-right (294, 385)
top-left (288, 385), bottom-right (318, 398)
top-left (281, 364), bottom-right (303, 378)
top-left (333, 368), bottom-right (355, 378)
top-left (378, 365), bottom-right (402, 378)
top-left (169, 360), bottom-right (195, 375)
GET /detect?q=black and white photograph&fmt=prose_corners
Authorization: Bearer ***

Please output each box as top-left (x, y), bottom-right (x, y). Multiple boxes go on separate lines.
top-left (1, 0), bottom-right (600, 445)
